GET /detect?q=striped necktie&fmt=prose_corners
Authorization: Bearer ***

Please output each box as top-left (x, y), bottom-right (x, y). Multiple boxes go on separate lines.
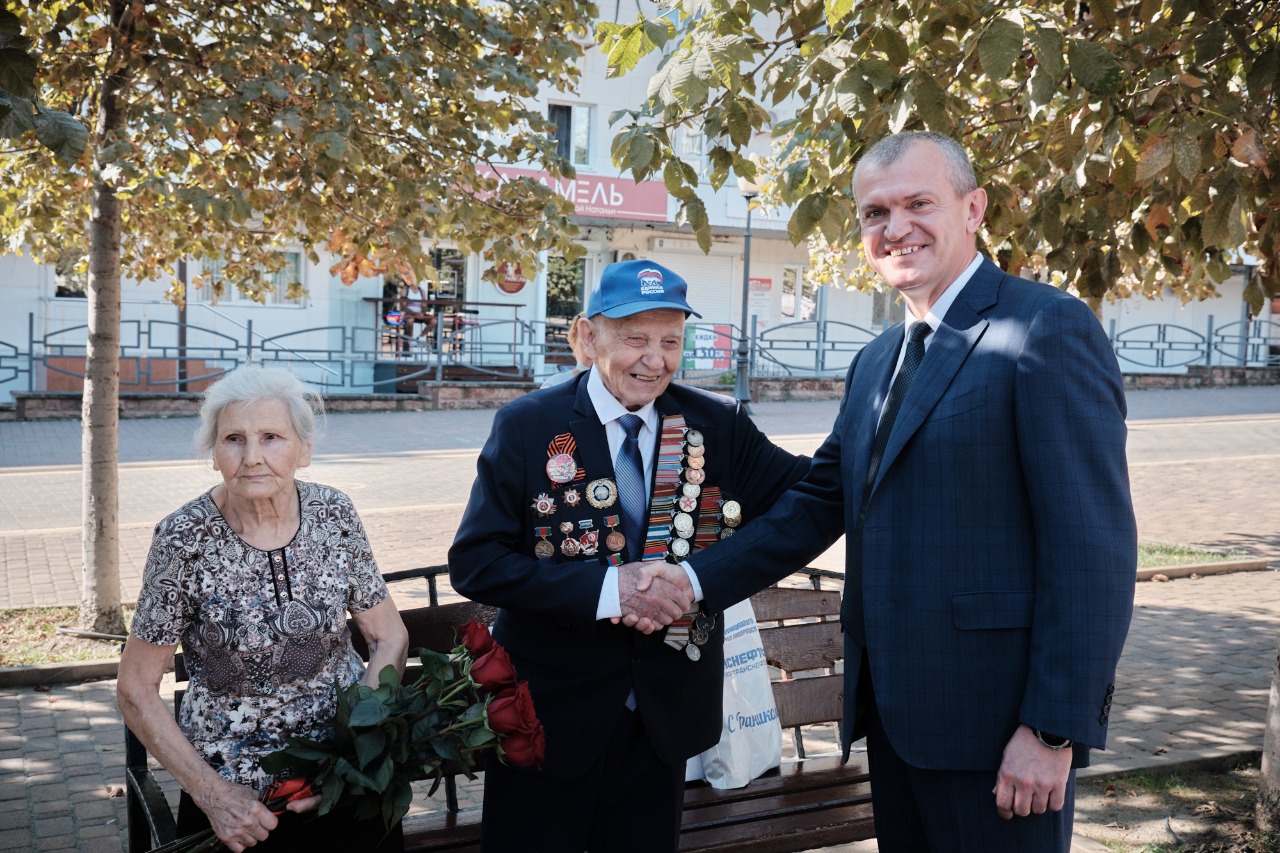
top-left (614, 414), bottom-right (648, 562)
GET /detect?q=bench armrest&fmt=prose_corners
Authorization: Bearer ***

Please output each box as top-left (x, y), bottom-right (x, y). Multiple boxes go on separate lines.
top-left (125, 725), bottom-right (178, 852)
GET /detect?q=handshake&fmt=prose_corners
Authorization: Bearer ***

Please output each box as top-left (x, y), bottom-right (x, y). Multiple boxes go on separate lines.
top-left (614, 561), bottom-right (697, 634)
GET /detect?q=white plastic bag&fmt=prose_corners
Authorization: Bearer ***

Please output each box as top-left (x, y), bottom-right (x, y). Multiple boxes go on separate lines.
top-left (687, 599), bottom-right (783, 788)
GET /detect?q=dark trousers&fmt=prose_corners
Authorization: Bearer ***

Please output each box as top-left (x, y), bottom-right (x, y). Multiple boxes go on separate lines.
top-left (177, 790), bottom-right (404, 852)
top-left (864, 681), bottom-right (1075, 852)
top-left (481, 707), bottom-right (686, 853)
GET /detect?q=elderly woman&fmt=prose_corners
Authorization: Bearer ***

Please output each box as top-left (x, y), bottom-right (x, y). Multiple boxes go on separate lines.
top-left (118, 364), bottom-right (409, 852)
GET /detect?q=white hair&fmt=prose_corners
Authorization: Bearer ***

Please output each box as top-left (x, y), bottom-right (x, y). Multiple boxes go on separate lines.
top-left (195, 363), bottom-right (324, 456)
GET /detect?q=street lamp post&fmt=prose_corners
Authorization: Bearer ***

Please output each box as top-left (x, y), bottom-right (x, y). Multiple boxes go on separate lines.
top-left (734, 178), bottom-right (759, 413)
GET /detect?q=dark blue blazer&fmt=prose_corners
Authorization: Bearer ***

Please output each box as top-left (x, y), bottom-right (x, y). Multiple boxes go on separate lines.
top-left (449, 374), bottom-right (808, 779)
top-left (690, 258), bottom-right (1137, 772)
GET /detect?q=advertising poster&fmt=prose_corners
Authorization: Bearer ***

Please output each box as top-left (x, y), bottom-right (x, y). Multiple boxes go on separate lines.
top-left (682, 324), bottom-right (734, 372)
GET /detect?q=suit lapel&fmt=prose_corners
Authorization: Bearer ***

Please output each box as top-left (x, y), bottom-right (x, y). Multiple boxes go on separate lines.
top-left (870, 259), bottom-right (1000, 493)
top-left (845, 327), bottom-right (902, 485)
top-left (569, 377), bottom-right (613, 483)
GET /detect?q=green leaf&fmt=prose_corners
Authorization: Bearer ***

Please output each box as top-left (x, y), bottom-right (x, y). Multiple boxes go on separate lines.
top-left (0, 45), bottom-right (37, 101)
top-left (0, 92), bottom-right (34, 138)
top-left (0, 9), bottom-right (21, 39)
top-left (1246, 45), bottom-right (1278, 99)
top-left (349, 697), bottom-right (390, 727)
top-left (628, 133), bottom-right (656, 180)
top-left (1028, 25), bottom-right (1065, 80)
top-left (384, 776), bottom-right (413, 833)
top-left (417, 649), bottom-right (454, 682)
top-left (336, 757), bottom-right (380, 789)
top-left (1067, 39), bottom-right (1120, 96)
top-left (354, 729), bottom-right (388, 770)
top-left (1135, 136), bottom-right (1172, 183)
top-left (377, 664), bottom-right (400, 691)
top-left (598, 22), bottom-right (649, 77)
top-left (318, 774), bottom-right (345, 818)
top-left (370, 755), bottom-right (394, 791)
top-left (978, 15), bottom-right (1024, 81)
top-left (873, 25), bottom-right (910, 68)
top-left (788, 192), bottom-right (828, 245)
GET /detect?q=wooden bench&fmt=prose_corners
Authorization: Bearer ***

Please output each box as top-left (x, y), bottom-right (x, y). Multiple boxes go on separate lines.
top-left (125, 569), bottom-right (872, 852)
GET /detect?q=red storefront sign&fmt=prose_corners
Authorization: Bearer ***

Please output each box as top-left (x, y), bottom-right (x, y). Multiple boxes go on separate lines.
top-left (487, 165), bottom-right (669, 222)
top-left (496, 262), bottom-right (527, 294)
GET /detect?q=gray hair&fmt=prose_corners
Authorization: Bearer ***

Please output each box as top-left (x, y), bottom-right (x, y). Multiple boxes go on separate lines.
top-left (195, 363), bottom-right (324, 456)
top-left (853, 131), bottom-right (978, 201)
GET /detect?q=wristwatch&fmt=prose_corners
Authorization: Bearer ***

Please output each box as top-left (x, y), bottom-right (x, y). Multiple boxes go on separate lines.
top-left (1033, 728), bottom-right (1072, 750)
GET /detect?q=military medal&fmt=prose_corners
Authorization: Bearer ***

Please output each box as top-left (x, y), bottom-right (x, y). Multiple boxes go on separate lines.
top-left (673, 512), bottom-right (694, 537)
top-left (561, 536), bottom-right (580, 556)
top-left (685, 643), bottom-right (702, 661)
top-left (670, 537), bottom-right (691, 558)
top-left (719, 526), bottom-right (735, 539)
top-left (686, 429), bottom-right (704, 447)
top-left (682, 482), bottom-right (701, 499)
top-left (604, 515), bottom-right (625, 552)
top-left (677, 495), bottom-right (697, 513)
top-left (691, 628), bottom-right (709, 646)
top-left (687, 455), bottom-right (705, 470)
top-left (685, 468), bottom-right (706, 485)
top-left (534, 527), bottom-right (554, 559)
top-left (532, 493), bottom-right (557, 517)
top-left (722, 500), bottom-right (742, 528)
top-left (579, 530), bottom-right (599, 555)
top-left (694, 611), bottom-right (714, 632)
top-left (686, 443), bottom-right (705, 458)
top-left (560, 521), bottom-right (575, 535)
top-left (545, 453), bottom-right (578, 484)
top-left (563, 488), bottom-right (581, 507)
top-left (586, 478), bottom-right (618, 509)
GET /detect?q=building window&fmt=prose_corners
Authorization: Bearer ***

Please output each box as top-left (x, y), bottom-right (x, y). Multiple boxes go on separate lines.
top-left (781, 268), bottom-right (817, 320)
top-left (546, 255), bottom-right (586, 322)
top-left (676, 126), bottom-right (705, 175)
top-left (548, 103), bottom-right (591, 166)
top-left (872, 287), bottom-right (905, 330)
top-left (193, 252), bottom-right (304, 305)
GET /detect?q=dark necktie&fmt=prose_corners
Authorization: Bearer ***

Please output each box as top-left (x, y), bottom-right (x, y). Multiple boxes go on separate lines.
top-left (614, 414), bottom-right (648, 562)
top-left (841, 322), bottom-right (933, 647)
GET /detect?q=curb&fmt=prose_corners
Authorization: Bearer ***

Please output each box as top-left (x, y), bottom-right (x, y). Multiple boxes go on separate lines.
top-left (0, 656), bottom-right (119, 688)
top-left (1136, 557), bottom-right (1270, 582)
top-left (1080, 746), bottom-right (1263, 781)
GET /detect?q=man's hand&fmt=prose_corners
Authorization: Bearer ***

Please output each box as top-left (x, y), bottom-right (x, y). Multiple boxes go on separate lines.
top-left (616, 561), bottom-right (694, 634)
top-left (993, 724), bottom-right (1073, 820)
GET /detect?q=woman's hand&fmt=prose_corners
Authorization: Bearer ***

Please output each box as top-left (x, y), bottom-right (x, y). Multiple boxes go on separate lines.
top-left (193, 777), bottom-right (279, 852)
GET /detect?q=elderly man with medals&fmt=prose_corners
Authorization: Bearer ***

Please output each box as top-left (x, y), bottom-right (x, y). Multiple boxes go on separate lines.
top-left (449, 259), bottom-right (808, 852)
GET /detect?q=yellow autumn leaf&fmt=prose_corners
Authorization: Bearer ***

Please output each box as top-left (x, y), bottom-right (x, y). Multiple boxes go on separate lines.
top-left (327, 228), bottom-right (346, 253)
top-left (340, 262), bottom-right (359, 286)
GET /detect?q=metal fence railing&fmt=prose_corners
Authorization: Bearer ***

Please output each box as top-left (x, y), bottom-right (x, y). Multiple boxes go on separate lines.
top-left (3, 311), bottom-right (1277, 400)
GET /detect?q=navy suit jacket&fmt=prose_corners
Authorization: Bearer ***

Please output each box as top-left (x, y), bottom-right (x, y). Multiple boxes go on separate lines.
top-left (449, 374), bottom-right (808, 779)
top-left (690, 258), bottom-right (1137, 772)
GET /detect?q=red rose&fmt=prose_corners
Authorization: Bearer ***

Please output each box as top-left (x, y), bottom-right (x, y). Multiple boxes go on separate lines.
top-left (460, 620), bottom-right (495, 657)
top-left (499, 726), bottom-right (546, 768)
top-left (470, 643), bottom-right (517, 692)
top-left (487, 681), bottom-right (540, 736)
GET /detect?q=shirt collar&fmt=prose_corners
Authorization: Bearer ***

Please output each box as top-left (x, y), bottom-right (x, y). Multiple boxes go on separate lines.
top-left (586, 367), bottom-right (657, 431)
top-left (912, 252), bottom-right (983, 336)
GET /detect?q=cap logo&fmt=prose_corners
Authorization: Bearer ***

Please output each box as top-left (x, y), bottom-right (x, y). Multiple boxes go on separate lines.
top-left (637, 268), bottom-right (665, 295)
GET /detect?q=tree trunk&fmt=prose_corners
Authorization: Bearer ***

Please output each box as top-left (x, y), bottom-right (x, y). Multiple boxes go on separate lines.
top-left (77, 0), bottom-right (131, 635)
top-left (1259, 643), bottom-right (1280, 831)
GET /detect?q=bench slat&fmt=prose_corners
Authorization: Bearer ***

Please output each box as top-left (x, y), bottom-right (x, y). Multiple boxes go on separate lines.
top-left (679, 804), bottom-right (875, 853)
top-left (749, 587), bottom-right (841, 622)
top-left (771, 674), bottom-right (844, 729)
top-left (683, 756), bottom-right (867, 808)
top-left (758, 620), bottom-right (843, 673)
top-left (350, 601), bottom-right (498, 659)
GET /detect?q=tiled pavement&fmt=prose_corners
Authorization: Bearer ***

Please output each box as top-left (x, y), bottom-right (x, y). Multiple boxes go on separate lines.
top-left (0, 386), bottom-right (1277, 851)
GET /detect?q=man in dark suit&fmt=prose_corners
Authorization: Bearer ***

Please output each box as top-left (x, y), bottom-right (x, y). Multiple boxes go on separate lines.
top-left (635, 131), bottom-right (1137, 851)
top-left (449, 259), bottom-right (808, 852)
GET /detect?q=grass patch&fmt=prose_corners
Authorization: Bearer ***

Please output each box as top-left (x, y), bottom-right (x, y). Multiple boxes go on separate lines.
top-left (0, 605), bottom-right (130, 668)
top-left (1137, 542), bottom-right (1247, 569)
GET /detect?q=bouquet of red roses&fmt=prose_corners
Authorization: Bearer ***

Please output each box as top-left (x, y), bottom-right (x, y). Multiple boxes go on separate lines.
top-left (151, 621), bottom-right (542, 852)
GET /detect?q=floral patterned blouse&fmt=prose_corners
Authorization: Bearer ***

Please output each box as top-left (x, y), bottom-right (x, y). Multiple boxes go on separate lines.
top-left (131, 481), bottom-right (389, 786)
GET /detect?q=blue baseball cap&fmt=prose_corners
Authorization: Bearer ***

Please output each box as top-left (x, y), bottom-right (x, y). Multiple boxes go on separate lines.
top-left (586, 259), bottom-right (702, 319)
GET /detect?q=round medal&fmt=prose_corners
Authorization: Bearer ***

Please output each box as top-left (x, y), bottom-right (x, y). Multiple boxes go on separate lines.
top-left (670, 537), bottom-right (691, 558)
top-left (606, 530), bottom-right (626, 552)
top-left (545, 453), bottom-right (578, 484)
top-left (531, 493), bottom-right (557, 517)
top-left (722, 500), bottom-right (742, 521)
top-left (685, 643), bottom-right (702, 661)
top-left (677, 495), bottom-right (698, 513)
top-left (694, 612), bottom-right (714, 632)
top-left (686, 429), bottom-right (704, 447)
top-left (673, 512), bottom-right (694, 535)
top-left (723, 513), bottom-right (741, 528)
top-left (682, 482), bottom-right (701, 499)
top-left (686, 443), bottom-right (705, 458)
top-left (719, 526), bottom-right (736, 539)
top-left (685, 468), bottom-right (706, 485)
top-left (687, 455), bottom-right (706, 470)
top-left (586, 478), bottom-right (618, 509)
top-left (534, 540), bottom-right (555, 559)
top-left (691, 628), bottom-right (709, 646)
top-left (561, 537), bottom-right (580, 557)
